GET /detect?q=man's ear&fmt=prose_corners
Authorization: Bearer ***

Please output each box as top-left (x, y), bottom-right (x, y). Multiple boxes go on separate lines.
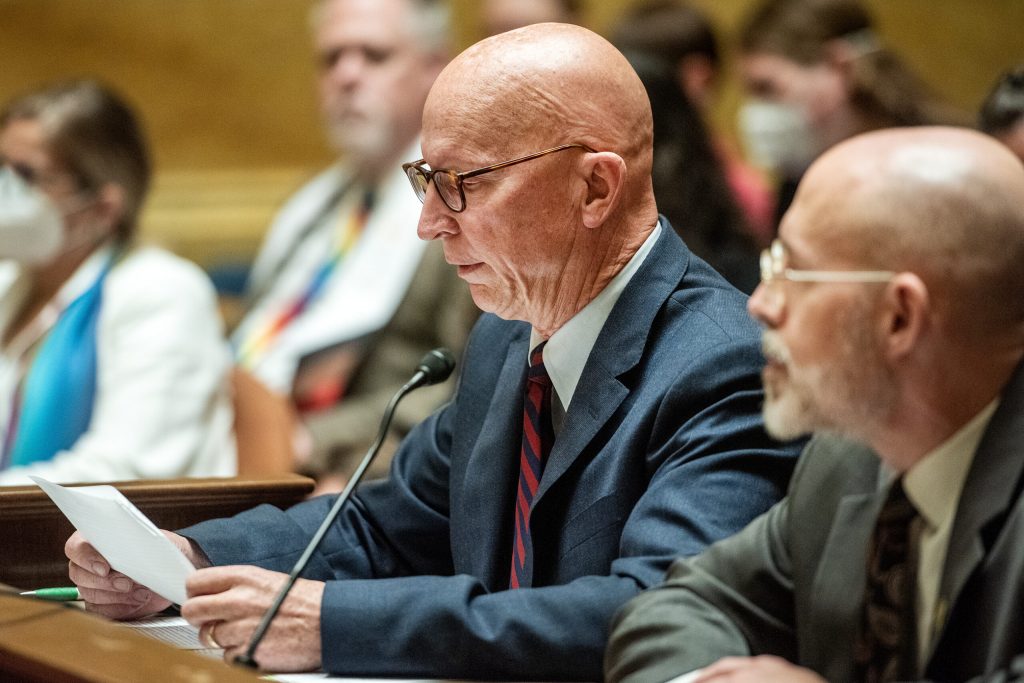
top-left (579, 151), bottom-right (625, 229)
top-left (880, 272), bottom-right (930, 361)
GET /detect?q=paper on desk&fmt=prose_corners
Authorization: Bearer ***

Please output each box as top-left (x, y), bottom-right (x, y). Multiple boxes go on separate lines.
top-left (30, 476), bottom-right (195, 605)
top-left (126, 615), bottom-right (205, 650)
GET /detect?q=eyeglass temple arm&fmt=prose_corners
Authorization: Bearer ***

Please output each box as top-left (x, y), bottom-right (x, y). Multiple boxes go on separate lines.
top-left (458, 144), bottom-right (597, 180)
top-left (781, 268), bottom-right (896, 282)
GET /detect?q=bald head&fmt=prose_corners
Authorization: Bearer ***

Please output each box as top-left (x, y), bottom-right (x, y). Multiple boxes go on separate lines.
top-left (416, 23), bottom-right (660, 333)
top-left (424, 23), bottom-right (654, 208)
top-left (795, 126), bottom-right (1024, 337)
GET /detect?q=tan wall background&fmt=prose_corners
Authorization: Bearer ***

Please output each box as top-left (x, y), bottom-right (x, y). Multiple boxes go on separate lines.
top-left (2, 0), bottom-right (1021, 266)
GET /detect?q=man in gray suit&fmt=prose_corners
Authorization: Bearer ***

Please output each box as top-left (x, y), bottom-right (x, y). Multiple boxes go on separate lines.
top-left (605, 126), bottom-right (1024, 683)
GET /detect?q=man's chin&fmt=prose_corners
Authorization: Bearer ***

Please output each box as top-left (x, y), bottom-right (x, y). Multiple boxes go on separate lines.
top-left (762, 397), bottom-right (814, 442)
top-left (762, 362), bottom-right (787, 389)
top-left (764, 420), bottom-right (812, 442)
top-left (465, 284), bottom-right (525, 323)
top-left (326, 124), bottom-right (389, 160)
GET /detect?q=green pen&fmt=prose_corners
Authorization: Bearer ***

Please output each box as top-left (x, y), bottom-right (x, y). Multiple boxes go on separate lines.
top-left (20, 587), bottom-right (80, 601)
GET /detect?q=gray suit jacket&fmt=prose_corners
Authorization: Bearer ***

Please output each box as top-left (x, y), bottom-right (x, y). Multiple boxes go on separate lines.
top-left (606, 360), bottom-right (1024, 683)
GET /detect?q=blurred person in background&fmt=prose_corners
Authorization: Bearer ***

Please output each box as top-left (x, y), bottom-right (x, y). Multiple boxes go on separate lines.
top-left (737, 0), bottom-right (962, 227)
top-left (0, 80), bottom-right (235, 485)
top-left (232, 0), bottom-right (477, 489)
top-left (613, 0), bottom-right (775, 247)
top-left (480, 0), bottom-right (580, 36)
top-left (620, 53), bottom-right (759, 293)
top-left (980, 65), bottom-right (1024, 163)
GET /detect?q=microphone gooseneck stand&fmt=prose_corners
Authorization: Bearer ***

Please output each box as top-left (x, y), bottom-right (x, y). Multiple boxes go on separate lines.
top-left (235, 348), bottom-right (455, 669)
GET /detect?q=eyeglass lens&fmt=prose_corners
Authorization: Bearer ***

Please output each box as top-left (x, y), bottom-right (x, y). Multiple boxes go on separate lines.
top-left (760, 249), bottom-right (773, 283)
top-left (405, 166), bottom-right (427, 201)
top-left (759, 241), bottom-right (783, 283)
top-left (405, 165), bottom-right (463, 211)
top-left (433, 172), bottom-right (462, 211)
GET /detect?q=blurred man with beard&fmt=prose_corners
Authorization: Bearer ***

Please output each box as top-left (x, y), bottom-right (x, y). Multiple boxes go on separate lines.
top-left (606, 127), bottom-right (1024, 683)
top-left (233, 0), bottom-right (477, 484)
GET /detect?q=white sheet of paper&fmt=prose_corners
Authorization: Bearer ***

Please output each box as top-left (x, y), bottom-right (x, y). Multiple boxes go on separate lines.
top-left (30, 476), bottom-right (195, 605)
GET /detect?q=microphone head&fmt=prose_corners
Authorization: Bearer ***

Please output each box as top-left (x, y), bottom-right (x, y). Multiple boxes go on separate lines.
top-left (416, 348), bottom-right (456, 386)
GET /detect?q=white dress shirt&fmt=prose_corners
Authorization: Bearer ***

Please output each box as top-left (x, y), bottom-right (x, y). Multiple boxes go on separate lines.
top-left (529, 222), bottom-right (661, 423)
top-left (903, 399), bottom-right (999, 671)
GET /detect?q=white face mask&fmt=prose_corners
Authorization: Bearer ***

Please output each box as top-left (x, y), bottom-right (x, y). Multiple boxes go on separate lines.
top-left (0, 166), bottom-right (65, 264)
top-left (738, 100), bottom-right (821, 178)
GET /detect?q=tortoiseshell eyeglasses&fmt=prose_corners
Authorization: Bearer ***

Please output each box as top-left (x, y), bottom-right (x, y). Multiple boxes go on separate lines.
top-left (402, 143), bottom-right (597, 213)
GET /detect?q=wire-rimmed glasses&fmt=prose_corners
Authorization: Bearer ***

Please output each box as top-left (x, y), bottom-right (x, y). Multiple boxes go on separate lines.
top-left (759, 239), bottom-right (895, 285)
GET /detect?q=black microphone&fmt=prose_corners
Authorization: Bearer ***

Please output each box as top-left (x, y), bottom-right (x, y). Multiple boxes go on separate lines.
top-left (235, 348), bottom-right (456, 669)
top-left (408, 347), bottom-right (457, 391)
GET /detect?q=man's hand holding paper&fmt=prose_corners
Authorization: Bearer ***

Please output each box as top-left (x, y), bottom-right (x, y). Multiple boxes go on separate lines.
top-left (31, 475), bottom-right (206, 619)
top-left (65, 528), bottom-right (193, 620)
top-left (49, 475), bottom-right (323, 670)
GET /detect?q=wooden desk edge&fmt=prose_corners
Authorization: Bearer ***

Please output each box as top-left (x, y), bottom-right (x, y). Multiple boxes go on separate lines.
top-left (0, 474), bottom-right (315, 589)
top-left (0, 473), bottom-right (315, 517)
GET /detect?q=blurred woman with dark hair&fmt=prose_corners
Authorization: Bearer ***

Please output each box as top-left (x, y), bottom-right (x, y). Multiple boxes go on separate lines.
top-left (980, 66), bottom-right (1024, 162)
top-left (623, 52), bottom-right (760, 293)
top-left (0, 80), bottom-right (235, 484)
top-left (613, 0), bottom-right (774, 248)
top-left (737, 0), bottom-right (963, 221)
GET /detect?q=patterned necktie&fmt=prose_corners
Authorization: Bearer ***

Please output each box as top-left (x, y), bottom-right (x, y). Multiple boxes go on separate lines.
top-left (855, 477), bottom-right (919, 682)
top-left (509, 342), bottom-right (554, 589)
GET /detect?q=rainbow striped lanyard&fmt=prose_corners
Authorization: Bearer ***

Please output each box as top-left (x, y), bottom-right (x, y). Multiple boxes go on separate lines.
top-left (237, 188), bottom-right (374, 368)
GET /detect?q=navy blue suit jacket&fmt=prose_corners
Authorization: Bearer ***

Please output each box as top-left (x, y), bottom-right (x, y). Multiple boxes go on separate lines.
top-left (182, 223), bottom-right (801, 680)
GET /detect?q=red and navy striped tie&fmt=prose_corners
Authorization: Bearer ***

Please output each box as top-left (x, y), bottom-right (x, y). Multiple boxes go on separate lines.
top-left (509, 342), bottom-right (554, 589)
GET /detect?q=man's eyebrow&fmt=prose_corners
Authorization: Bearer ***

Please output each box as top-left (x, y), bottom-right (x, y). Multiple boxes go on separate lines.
top-left (426, 152), bottom-right (490, 172)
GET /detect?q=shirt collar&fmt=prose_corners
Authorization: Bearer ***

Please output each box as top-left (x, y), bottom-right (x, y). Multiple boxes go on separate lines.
top-left (530, 221), bottom-right (661, 410)
top-left (55, 244), bottom-right (116, 309)
top-left (903, 398), bottom-right (1000, 531)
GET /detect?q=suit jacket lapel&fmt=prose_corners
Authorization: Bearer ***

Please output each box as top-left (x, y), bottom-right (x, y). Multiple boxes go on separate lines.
top-left (460, 330), bottom-right (530, 589)
top-left (929, 360), bottom-right (1024, 662)
top-left (537, 363), bottom-right (630, 501)
top-left (535, 221), bottom-right (688, 503)
top-left (806, 489), bottom-right (882, 681)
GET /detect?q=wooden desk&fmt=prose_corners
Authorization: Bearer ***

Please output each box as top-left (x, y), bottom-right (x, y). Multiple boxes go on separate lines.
top-left (0, 593), bottom-right (262, 682)
top-left (0, 474), bottom-right (314, 590)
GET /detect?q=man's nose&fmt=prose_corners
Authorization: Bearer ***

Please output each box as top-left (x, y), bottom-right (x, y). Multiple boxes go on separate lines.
top-left (326, 51), bottom-right (365, 89)
top-left (417, 185), bottom-right (458, 241)
top-left (747, 282), bottom-right (784, 328)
